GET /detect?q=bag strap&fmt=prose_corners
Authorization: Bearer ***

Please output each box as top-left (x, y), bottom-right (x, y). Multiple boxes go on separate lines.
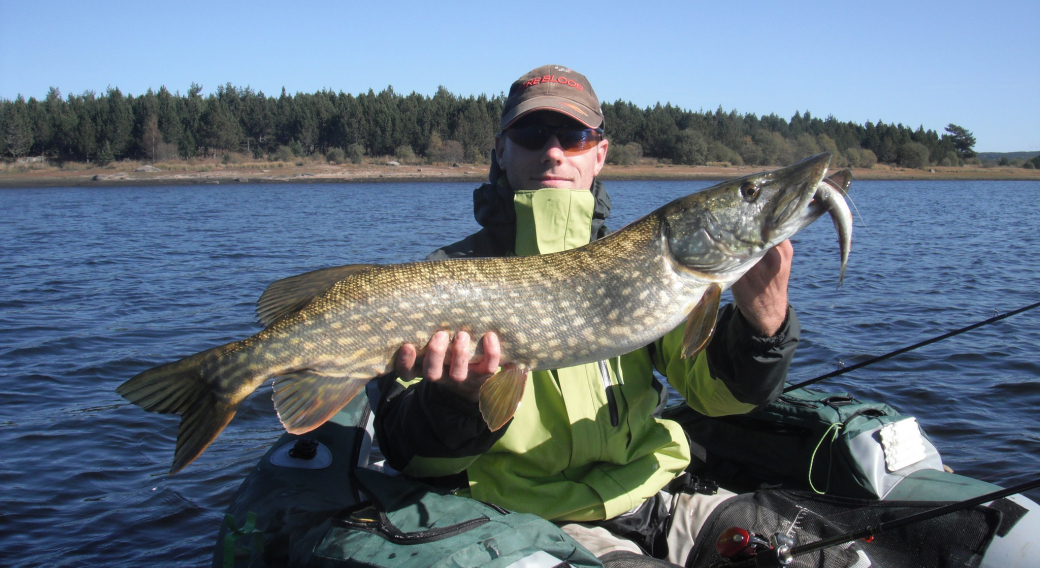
top-left (807, 407), bottom-right (889, 494)
top-left (222, 512), bottom-right (264, 568)
top-left (808, 423), bottom-right (843, 494)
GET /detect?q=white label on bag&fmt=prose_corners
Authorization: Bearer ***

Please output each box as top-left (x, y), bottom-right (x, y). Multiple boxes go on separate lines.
top-left (879, 417), bottom-right (928, 472)
top-left (504, 551), bottom-right (565, 568)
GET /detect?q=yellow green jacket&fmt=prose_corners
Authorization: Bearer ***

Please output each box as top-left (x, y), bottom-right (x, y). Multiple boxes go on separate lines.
top-left (372, 177), bottom-right (798, 521)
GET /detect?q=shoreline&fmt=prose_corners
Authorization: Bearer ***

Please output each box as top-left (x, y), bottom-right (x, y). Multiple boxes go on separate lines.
top-left (2, 160), bottom-right (1039, 188)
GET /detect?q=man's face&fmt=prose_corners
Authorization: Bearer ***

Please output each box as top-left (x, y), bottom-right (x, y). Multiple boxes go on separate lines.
top-left (495, 111), bottom-right (609, 192)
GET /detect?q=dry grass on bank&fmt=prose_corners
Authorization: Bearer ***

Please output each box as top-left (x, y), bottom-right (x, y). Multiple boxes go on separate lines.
top-left (2, 155), bottom-right (1039, 188)
top-left (0, 154), bottom-right (491, 187)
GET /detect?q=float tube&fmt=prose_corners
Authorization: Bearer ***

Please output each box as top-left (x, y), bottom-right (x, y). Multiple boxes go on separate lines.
top-left (213, 386), bottom-right (1039, 567)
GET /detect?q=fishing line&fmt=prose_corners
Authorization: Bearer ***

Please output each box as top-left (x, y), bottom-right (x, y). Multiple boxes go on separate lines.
top-left (843, 189), bottom-right (874, 241)
top-left (785, 299), bottom-right (1040, 394)
top-left (824, 176), bottom-right (874, 241)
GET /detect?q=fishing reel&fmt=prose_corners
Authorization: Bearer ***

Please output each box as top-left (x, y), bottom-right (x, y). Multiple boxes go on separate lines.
top-left (711, 526), bottom-right (794, 567)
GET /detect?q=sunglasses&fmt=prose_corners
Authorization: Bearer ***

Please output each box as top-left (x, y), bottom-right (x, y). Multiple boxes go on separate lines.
top-left (504, 124), bottom-right (604, 155)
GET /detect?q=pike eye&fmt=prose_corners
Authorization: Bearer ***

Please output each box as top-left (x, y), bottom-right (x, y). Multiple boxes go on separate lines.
top-left (740, 182), bottom-right (760, 202)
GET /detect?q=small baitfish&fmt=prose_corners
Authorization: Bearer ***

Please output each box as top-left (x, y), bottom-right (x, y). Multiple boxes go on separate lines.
top-left (117, 152), bottom-right (852, 474)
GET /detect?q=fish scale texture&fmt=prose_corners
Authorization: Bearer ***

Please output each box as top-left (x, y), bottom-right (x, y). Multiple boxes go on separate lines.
top-left (248, 213), bottom-right (705, 381)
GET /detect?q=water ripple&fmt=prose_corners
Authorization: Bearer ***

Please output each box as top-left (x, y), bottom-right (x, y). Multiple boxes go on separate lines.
top-left (1, 180), bottom-right (1038, 566)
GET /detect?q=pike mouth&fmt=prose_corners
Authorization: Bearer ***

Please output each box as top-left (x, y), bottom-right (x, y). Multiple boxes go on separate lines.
top-left (763, 154), bottom-right (832, 243)
top-left (781, 168), bottom-right (854, 285)
top-left (787, 174), bottom-right (850, 234)
top-left (767, 182), bottom-right (818, 240)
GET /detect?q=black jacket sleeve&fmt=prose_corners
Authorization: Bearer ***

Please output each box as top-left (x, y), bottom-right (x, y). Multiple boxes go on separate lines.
top-left (372, 372), bottom-right (508, 473)
top-left (704, 303), bottom-right (800, 406)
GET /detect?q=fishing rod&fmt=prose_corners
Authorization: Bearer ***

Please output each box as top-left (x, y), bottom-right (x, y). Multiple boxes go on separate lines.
top-left (784, 299), bottom-right (1040, 394)
top-left (716, 475), bottom-right (1040, 567)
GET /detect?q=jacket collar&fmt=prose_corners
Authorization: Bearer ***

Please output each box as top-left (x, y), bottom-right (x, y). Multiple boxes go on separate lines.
top-left (472, 150), bottom-right (612, 256)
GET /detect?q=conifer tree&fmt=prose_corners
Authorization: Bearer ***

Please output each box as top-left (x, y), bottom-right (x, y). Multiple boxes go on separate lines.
top-left (944, 124), bottom-right (976, 159)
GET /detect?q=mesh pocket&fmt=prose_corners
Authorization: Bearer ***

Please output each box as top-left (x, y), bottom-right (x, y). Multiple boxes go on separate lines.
top-left (685, 488), bottom-right (1001, 568)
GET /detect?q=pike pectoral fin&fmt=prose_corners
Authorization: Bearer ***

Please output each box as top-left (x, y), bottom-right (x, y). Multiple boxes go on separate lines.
top-left (257, 264), bottom-right (377, 327)
top-left (478, 364), bottom-right (529, 432)
top-left (272, 371), bottom-right (367, 434)
top-left (681, 283), bottom-right (722, 359)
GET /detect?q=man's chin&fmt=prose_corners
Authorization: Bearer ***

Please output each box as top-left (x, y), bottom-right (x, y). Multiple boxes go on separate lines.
top-left (535, 179), bottom-right (576, 189)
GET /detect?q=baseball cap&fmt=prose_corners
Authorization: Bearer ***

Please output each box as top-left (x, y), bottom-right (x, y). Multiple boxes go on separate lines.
top-left (500, 64), bottom-right (604, 131)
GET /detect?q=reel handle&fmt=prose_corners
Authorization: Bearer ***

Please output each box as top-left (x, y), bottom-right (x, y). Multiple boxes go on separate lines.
top-left (715, 527), bottom-right (793, 567)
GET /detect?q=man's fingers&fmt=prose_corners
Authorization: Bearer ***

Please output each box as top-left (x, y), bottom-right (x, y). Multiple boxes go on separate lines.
top-left (422, 330), bottom-right (450, 381)
top-left (473, 332), bottom-right (501, 376)
top-left (392, 331), bottom-right (502, 403)
top-left (448, 331), bottom-right (472, 382)
top-left (401, 331), bottom-right (500, 396)
top-left (394, 343), bottom-right (418, 381)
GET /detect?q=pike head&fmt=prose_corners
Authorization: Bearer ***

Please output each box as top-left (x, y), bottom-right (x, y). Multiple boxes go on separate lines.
top-left (660, 152), bottom-right (848, 284)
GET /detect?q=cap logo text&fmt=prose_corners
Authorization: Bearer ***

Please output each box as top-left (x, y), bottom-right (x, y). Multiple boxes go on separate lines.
top-left (522, 75), bottom-right (585, 91)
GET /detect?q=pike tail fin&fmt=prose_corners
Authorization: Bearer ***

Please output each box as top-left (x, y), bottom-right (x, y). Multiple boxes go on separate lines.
top-left (117, 344), bottom-right (240, 474)
top-left (478, 364), bottom-right (530, 432)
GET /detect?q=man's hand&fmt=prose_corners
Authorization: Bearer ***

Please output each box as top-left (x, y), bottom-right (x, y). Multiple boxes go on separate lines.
top-left (394, 331), bottom-right (501, 402)
top-left (730, 239), bottom-right (793, 337)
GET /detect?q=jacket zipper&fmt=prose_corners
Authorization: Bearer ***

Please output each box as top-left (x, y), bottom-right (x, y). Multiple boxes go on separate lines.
top-left (598, 360), bottom-right (620, 427)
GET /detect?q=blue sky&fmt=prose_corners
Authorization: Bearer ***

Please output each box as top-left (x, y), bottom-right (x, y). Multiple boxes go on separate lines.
top-left (1, 0), bottom-right (1037, 152)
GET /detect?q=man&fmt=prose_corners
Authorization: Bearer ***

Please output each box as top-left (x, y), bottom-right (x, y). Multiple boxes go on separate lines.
top-left (373, 65), bottom-right (798, 565)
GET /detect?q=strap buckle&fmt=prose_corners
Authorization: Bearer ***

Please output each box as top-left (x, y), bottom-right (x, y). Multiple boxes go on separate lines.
top-left (672, 472), bottom-right (719, 496)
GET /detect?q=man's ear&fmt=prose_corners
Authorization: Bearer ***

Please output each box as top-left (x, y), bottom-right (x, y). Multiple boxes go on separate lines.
top-left (594, 138), bottom-right (609, 176)
top-left (495, 135), bottom-right (507, 170)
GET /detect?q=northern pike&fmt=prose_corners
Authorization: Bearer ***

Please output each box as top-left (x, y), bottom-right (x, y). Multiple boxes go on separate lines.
top-left (117, 152), bottom-right (852, 474)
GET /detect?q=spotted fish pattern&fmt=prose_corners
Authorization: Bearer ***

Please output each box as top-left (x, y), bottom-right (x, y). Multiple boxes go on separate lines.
top-left (117, 153), bottom-right (851, 474)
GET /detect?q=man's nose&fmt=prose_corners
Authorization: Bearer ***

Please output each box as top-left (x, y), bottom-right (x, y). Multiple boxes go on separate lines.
top-left (541, 135), bottom-right (566, 162)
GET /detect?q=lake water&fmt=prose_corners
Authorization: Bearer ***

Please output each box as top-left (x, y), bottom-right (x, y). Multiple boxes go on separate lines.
top-left (1, 178), bottom-right (1039, 566)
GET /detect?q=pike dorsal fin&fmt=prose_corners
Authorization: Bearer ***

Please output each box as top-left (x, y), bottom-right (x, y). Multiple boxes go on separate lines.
top-left (256, 264), bottom-right (376, 327)
top-left (681, 283), bottom-right (722, 359)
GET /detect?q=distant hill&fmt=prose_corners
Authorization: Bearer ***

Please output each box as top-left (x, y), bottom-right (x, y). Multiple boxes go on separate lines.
top-left (977, 151), bottom-right (1040, 161)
